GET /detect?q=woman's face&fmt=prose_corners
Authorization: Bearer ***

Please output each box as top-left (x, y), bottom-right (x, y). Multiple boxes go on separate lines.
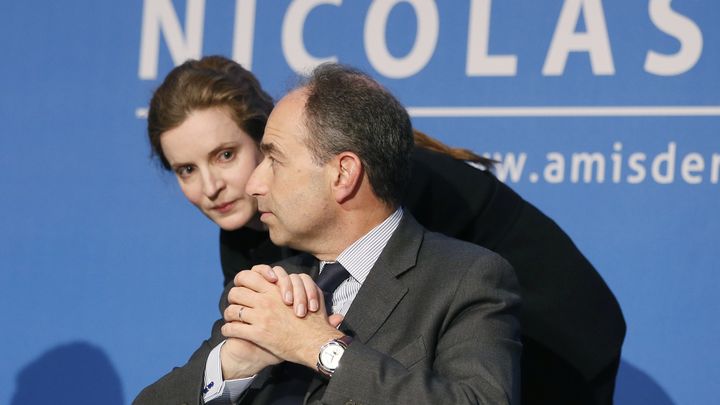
top-left (160, 107), bottom-right (263, 231)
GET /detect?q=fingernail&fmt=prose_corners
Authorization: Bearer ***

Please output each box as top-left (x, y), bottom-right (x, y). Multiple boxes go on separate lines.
top-left (296, 304), bottom-right (306, 317)
top-left (309, 299), bottom-right (318, 312)
top-left (267, 268), bottom-right (276, 279)
top-left (285, 291), bottom-right (293, 303)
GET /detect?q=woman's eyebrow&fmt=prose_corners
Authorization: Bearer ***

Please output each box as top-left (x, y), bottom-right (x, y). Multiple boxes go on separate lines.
top-left (208, 142), bottom-right (238, 158)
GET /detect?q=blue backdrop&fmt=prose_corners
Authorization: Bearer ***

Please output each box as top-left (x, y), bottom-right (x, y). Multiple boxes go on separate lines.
top-left (1, 1), bottom-right (717, 404)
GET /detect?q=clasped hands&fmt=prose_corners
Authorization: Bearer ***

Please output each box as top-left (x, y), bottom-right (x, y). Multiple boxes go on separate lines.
top-left (219, 265), bottom-right (345, 380)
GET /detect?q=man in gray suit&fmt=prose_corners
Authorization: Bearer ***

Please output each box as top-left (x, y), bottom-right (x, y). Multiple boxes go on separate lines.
top-left (135, 63), bottom-right (521, 404)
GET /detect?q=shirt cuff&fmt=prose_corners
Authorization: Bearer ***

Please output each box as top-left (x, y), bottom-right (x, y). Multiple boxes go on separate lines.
top-left (203, 340), bottom-right (256, 403)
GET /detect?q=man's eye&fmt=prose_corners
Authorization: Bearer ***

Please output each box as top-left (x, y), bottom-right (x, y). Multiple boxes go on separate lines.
top-left (261, 154), bottom-right (278, 168)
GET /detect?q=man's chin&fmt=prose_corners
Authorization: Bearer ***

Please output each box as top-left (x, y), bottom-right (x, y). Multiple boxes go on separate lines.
top-left (267, 228), bottom-right (294, 248)
top-left (266, 229), bottom-right (284, 245)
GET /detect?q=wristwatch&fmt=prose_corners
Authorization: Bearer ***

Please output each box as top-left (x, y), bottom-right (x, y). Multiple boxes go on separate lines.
top-left (317, 335), bottom-right (353, 377)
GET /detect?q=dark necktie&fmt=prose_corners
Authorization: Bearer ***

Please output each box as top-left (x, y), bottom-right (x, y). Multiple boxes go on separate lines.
top-left (315, 262), bottom-right (350, 314)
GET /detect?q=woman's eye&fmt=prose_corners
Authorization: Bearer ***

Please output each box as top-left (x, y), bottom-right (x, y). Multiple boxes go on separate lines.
top-left (176, 165), bottom-right (194, 177)
top-left (220, 150), bottom-right (234, 161)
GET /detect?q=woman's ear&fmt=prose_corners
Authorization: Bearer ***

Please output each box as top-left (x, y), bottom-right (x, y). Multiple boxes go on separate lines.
top-left (332, 152), bottom-right (363, 203)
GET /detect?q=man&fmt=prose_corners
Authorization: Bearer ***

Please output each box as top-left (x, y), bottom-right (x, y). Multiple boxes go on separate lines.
top-left (135, 63), bottom-right (521, 404)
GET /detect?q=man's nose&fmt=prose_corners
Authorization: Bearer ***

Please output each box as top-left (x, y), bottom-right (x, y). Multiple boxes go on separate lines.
top-left (245, 159), bottom-right (268, 197)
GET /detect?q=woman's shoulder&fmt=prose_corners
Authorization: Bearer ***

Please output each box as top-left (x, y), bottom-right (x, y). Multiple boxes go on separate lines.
top-left (405, 147), bottom-right (527, 239)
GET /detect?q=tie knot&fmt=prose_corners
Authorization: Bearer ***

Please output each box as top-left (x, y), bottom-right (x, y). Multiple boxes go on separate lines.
top-left (316, 262), bottom-right (350, 293)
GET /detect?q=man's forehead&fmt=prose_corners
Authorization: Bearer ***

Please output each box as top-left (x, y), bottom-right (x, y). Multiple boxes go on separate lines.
top-left (262, 90), bottom-right (308, 146)
top-left (261, 122), bottom-right (305, 150)
top-left (277, 90), bottom-right (307, 121)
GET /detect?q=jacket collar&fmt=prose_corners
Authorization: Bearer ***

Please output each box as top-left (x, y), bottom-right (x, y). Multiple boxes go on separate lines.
top-left (339, 213), bottom-right (422, 343)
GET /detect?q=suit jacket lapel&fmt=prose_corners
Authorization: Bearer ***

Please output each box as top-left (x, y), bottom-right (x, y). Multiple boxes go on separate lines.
top-left (341, 213), bottom-right (421, 342)
top-left (305, 214), bottom-right (423, 402)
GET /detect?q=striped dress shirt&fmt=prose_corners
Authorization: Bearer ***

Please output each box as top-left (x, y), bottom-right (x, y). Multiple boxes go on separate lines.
top-left (321, 208), bottom-right (403, 315)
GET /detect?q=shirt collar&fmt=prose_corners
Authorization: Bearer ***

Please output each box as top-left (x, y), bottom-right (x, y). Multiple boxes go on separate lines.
top-left (320, 208), bottom-right (404, 285)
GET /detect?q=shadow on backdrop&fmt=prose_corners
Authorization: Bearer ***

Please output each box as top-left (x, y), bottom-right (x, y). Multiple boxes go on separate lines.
top-left (10, 341), bottom-right (124, 405)
top-left (614, 359), bottom-right (676, 405)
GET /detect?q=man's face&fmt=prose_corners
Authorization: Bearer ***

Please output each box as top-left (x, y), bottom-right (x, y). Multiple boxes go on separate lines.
top-left (245, 90), bottom-right (333, 251)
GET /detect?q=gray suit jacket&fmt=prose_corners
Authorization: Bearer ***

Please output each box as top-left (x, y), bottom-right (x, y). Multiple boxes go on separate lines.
top-left (134, 214), bottom-right (522, 405)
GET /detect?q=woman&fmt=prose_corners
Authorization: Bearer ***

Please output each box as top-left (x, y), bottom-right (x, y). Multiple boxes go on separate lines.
top-left (146, 55), bottom-right (624, 404)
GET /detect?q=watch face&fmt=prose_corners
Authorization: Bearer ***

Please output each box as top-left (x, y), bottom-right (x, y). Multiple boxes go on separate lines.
top-left (320, 342), bottom-right (345, 369)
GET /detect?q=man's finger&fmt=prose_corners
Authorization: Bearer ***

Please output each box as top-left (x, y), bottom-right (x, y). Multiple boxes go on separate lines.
top-left (234, 269), bottom-right (277, 293)
top-left (271, 266), bottom-right (294, 305)
top-left (221, 321), bottom-right (252, 339)
top-left (289, 274), bottom-right (308, 317)
top-left (299, 274), bottom-right (320, 313)
top-left (227, 286), bottom-right (257, 306)
top-left (250, 264), bottom-right (278, 283)
top-left (236, 265), bottom-right (270, 286)
top-left (224, 304), bottom-right (251, 323)
top-left (328, 313), bottom-right (344, 328)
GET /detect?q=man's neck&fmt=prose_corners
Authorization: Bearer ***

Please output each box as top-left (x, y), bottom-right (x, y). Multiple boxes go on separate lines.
top-left (311, 205), bottom-right (396, 261)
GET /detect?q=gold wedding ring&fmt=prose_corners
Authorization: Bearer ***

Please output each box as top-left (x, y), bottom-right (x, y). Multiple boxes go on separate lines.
top-left (238, 306), bottom-right (244, 322)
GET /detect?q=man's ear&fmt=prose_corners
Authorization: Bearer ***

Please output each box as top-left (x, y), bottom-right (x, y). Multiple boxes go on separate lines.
top-left (332, 152), bottom-right (363, 203)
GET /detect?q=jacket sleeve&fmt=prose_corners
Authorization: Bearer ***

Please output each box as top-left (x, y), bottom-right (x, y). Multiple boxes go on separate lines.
top-left (132, 285), bottom-right (232, 405)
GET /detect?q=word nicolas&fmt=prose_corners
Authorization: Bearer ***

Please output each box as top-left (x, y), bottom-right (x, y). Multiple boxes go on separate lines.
top-left (138, 0), bottom-right (704, 80)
